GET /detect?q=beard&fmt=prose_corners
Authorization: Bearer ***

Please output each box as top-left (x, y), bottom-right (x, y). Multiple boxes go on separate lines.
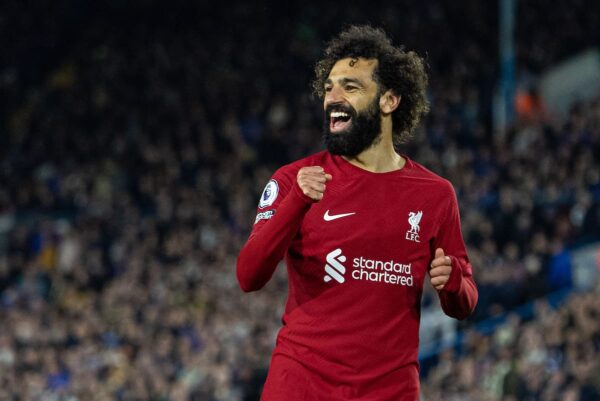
top-left (323, 97), bottom-right (382, 157)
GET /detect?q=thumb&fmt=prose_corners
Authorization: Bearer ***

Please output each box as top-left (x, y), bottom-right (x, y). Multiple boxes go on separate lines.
top-left (435, 248), bottom-right (445, 259)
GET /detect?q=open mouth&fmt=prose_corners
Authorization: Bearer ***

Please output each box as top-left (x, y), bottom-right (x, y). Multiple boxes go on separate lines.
top-left (329, 110), bottom-right (352, 133)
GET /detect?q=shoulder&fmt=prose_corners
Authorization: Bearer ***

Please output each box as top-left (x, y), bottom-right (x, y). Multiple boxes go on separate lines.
top-left (262, 151), bottom-right (331, 199)
top-left (405, 159), bottom-right (456, 198)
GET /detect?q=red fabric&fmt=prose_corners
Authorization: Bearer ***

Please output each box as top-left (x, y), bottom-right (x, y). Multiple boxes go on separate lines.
top-left (237, 151), bottom-right (478, 400)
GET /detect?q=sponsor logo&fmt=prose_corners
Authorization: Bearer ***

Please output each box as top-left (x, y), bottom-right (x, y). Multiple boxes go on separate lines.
top-left (324, 248), bottom-right (346, 283)
top-left (259, 180), bottom-right (279, 208)
top-left (324, 248), bottom-right (414, 287)
top-left (254, 210), bottom-right (275, 224)
top-left (351, 256), bottom-right (414, 286)
top-left (323, 210), bottom-right (356, 221)
top-left (406, 211), bottom-right (423, 242)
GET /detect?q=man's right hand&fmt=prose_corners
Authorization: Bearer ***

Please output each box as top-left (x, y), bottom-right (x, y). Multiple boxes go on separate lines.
top-left (297, 166), bottom-right (332, 201)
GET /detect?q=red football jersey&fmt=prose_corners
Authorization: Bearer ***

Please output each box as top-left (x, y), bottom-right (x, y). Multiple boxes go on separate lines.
top-left (237, 151), bottom-right (478, 401)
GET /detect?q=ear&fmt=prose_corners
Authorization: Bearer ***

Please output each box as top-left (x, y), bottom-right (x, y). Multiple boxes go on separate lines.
top-left (379, 90), bottom-right (401, 114)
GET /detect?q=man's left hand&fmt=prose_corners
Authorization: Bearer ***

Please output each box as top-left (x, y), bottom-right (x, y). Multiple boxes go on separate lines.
top-left (429, 248), bottom-right (452, 291)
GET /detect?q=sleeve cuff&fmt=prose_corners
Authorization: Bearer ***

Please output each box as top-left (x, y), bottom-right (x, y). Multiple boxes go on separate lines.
top-left (441, 255), bottom-right (463, 293)
top-left (292, 180), bottom-right (318, 205)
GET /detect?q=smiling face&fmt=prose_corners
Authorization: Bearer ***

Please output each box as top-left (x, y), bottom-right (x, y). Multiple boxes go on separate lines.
top-left (322, 57), bottom-right (383, 156)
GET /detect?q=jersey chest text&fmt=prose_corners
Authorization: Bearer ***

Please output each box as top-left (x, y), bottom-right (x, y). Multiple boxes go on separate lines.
top-left (289, 180), bottom-right (438, 291)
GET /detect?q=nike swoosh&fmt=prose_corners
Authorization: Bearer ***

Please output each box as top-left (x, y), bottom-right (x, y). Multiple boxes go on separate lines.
top-left (324, 210), bottom-right (356, 221)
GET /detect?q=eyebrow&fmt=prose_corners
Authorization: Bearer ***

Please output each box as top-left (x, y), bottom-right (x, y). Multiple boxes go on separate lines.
top-left (324, 77), bottom-right (365, 87)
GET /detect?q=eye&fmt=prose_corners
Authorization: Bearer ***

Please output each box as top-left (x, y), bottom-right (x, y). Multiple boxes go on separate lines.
top-left (345, 85), bottom-right (358, 92)
top-left (324, 85), bottom-right (332, 92)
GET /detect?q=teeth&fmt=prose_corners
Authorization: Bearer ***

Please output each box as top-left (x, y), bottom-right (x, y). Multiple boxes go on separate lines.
top-left (330, 111), bottom-right (349, 118)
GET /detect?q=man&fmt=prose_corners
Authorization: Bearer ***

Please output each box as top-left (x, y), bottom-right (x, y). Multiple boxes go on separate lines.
top-left (237, 26), bottom-right (478, 400)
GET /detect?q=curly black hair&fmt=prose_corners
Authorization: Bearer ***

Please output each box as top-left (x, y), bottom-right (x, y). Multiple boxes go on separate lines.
top-left (313, 25), bottom-right (429, 145)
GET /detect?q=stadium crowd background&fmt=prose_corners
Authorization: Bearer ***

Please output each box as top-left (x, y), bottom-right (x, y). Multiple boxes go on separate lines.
top-left (1, 1), bottom-right (599, 400)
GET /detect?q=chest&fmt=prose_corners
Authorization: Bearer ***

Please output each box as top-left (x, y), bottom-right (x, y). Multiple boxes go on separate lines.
top-left (287, 177), bottom-right (446, 291)
top-left (297, 177), bottom-right (442, 258)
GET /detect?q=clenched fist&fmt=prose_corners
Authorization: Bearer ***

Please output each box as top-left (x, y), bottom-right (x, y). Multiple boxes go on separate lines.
top-left (429, 248), bottom-right (452, 291)
top-left (297, 166), bottom-right (332, 201)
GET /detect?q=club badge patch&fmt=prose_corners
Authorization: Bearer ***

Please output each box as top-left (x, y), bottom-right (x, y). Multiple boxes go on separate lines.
top-left (259, 179), bottom-right (279, 208)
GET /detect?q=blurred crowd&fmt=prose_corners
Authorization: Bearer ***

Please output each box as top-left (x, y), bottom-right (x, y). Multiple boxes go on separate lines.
top-left (423, 287), bottom-right (600, 401)
top-left (1, 1), bottom-right (600, 400)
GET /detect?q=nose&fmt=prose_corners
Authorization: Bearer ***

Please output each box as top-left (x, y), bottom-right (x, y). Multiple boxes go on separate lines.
top-left (324, 85), bottom-right (344, 107)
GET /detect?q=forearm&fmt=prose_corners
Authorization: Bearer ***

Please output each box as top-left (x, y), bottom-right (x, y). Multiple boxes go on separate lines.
top-left (237, 184), bottom-right (312, 292)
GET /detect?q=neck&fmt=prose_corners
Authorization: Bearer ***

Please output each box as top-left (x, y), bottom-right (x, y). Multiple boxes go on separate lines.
top-left (342, 126), bottom-right (405, 173)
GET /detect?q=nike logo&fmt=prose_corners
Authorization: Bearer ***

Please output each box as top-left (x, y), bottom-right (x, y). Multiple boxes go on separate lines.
top-left (323, 210), bottom-right (356, 221)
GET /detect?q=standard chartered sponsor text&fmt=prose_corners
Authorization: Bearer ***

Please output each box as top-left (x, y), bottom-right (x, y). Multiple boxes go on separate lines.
top-left (351, 256), bottom-right (414, 286)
